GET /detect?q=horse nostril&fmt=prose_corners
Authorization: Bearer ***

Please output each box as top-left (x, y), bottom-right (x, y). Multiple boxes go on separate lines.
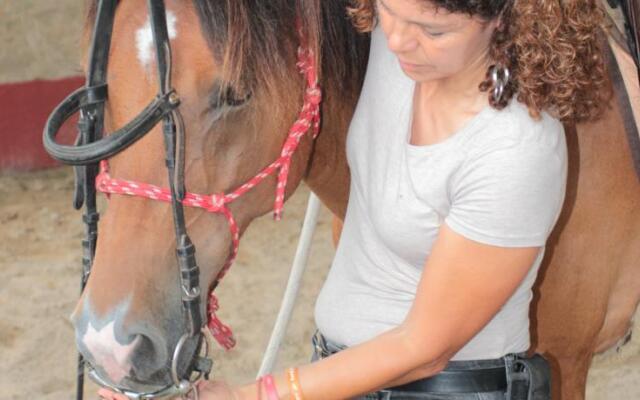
top-left (120, 321), bottom-right (203, 390)
top-left (126, 326), bottom-right (171, 382)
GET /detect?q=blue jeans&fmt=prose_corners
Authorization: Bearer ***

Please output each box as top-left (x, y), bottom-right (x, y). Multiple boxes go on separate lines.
top-left (310, 331), bottom-right (508, 400)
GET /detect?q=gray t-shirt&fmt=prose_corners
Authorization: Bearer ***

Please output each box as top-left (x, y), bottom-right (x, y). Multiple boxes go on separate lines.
top-left (314, 27), bottom-right (568, 360)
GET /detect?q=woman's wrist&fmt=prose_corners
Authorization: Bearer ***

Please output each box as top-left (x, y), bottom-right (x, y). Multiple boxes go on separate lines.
top-left (193, 380), bottom-right (252, 400)
top-left (198, 370), bottom-right (295, 400)
top-left (234, 380), bottom-right (263, 400)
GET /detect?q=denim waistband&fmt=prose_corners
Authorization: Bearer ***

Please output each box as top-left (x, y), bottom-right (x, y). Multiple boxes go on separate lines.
top-left (310, 330), bottom-right (549, 399)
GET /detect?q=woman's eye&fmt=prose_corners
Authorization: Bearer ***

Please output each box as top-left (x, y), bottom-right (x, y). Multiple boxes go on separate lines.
top-left (423, 29), bottom-right (445, 37)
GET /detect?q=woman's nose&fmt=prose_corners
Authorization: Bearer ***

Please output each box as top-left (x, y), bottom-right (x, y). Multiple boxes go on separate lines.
top-left (386, 20), bottom-right (419, 54)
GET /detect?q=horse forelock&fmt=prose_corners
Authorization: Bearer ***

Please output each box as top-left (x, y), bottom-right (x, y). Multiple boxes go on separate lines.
top-left (85, 0), bottom-right (368, 106)
top-left (191, 0), bottom-right (370, 107)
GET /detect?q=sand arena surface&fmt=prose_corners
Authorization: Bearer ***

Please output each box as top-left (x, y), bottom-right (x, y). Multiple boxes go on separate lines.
top-left (0, 169), bottom-right (638, 399)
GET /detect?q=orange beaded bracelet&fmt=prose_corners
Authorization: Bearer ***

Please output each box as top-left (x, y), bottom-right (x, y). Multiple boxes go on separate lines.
top-left (286, 367), bottom-right (305, 400)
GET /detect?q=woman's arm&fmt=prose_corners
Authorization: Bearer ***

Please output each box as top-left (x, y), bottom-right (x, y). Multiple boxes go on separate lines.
top-left (231, 222), bottom-right (540, 400)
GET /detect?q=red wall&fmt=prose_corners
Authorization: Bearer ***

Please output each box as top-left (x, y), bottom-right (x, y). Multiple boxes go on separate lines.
top-left (0, 76), bottom-right (84, 171)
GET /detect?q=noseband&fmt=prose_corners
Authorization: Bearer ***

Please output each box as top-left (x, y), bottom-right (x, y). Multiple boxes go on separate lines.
top-left (43, 0), bottom-right (321, 398)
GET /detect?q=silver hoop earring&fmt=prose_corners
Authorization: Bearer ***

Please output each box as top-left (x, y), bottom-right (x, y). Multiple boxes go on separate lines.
top-left (490, 64), bottom-right (511, 104)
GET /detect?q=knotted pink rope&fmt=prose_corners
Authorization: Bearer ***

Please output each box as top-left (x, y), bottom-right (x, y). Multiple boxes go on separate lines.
top-left (95, 44), bottom-right (321, 350)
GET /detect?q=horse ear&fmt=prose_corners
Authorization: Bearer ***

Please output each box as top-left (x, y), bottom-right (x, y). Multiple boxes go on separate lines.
top-left (619, 0), bottom-right (640, 77)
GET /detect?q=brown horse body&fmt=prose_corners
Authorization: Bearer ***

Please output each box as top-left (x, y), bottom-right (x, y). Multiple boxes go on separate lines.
top-left (72, 1), bottom-right (639, 398)
top-left (530, 35), bottom-right (640, 397)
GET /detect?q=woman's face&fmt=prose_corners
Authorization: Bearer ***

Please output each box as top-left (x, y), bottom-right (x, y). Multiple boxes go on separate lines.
top-left (377, 0), bottom-right (498, 83)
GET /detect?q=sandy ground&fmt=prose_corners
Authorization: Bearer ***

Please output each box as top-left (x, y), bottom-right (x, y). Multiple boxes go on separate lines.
top-left (0, 168), bottom-right (638, 400)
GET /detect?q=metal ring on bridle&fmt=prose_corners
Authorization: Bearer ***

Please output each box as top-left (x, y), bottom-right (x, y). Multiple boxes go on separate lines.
top-left (171, 329), bottom-right (210, 388)
top-left (171, 333), bottom-right (191, 387)
top-left (87, 366), bottom-right (195, 400)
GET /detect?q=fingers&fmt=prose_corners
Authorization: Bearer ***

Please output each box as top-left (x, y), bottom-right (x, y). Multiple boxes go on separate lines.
top-left (97, 388), bottom-right (129, 400)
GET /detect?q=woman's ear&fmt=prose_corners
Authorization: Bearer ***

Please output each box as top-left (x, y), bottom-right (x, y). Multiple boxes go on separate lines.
top-left (488, 16), bottom-right (502, 33)
top-left (494, 2), bottom-right (512, 33)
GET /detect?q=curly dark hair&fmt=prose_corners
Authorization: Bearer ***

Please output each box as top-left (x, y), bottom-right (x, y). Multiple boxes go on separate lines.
top-left (348, 0), bottom-right (609, 123)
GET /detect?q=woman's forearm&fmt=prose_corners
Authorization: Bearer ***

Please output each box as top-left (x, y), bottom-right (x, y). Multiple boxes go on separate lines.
top-left (380, 357), bottom-right (446, 388)
top-left (233, 326), bottom-right (448, 400)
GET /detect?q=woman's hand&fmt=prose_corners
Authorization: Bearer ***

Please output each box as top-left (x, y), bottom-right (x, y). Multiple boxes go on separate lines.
top-left (96, 380), bottom-right (242, 400)
top-left (195, 379), bottom-right (243, 400)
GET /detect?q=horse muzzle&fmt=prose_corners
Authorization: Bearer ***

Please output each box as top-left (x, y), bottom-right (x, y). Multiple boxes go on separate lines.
top-left (72, 297), bottom-right (209, 398)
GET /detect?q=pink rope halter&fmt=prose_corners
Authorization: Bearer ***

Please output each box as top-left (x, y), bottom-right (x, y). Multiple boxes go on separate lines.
top-left (95, 45), bottom-right (321, 350)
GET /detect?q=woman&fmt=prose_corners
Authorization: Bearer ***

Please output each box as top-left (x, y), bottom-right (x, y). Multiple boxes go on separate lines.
top-left (100, 0), bottom-right (607, 399)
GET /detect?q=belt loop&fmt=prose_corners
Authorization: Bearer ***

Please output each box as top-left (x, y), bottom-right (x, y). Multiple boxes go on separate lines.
top-left (320, 330), bottom-right (332, 357)
top-left (312, 330), bottom-right (321, 358)
top-left (503, 353), bottom-right (517, 400)
top-left (312, 329), bottom-right (328, 358)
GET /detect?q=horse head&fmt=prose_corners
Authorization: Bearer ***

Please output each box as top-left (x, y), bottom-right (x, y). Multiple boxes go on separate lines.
top-left (44, 0), bottom-right (367, 395)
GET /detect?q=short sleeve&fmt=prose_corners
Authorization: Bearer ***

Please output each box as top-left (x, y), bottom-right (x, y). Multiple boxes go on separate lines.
top-left (444, 135), bottom-right (568, 248)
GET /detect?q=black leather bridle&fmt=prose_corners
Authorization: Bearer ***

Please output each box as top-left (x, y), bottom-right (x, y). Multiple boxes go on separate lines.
top-left (43, 0), bottom-right (211, 398)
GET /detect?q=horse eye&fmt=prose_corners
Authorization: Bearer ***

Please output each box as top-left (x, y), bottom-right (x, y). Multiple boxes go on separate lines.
top-left (223, 87), bottom-right (251, 107)
top-left (208, 84), bottom-right (251, 111)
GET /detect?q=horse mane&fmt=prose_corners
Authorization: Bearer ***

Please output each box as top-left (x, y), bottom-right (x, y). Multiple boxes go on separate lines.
top-left (85, 0), bottom-right (368, 106)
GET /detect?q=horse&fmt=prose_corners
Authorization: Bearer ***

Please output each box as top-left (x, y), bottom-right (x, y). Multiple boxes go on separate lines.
top-left (53, 0), bottom-right (638, 399)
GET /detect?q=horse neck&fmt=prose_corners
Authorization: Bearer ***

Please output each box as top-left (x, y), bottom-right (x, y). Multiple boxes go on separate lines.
top-left (302, 2), bottom-right (369, 219)
top-left (303, 90), bottom-right (357, 219)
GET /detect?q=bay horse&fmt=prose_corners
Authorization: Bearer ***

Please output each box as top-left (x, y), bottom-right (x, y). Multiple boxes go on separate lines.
top-left (61, 0), bottom-right (638, 399)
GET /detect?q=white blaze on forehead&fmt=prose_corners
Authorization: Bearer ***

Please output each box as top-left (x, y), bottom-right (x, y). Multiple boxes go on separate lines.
top-left (135, 10), bottom-right (178, 69)
top-left (82, 321), bottom-right (140, 384)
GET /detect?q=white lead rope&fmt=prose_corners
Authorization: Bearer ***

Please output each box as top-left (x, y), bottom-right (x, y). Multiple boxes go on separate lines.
top-left (257, 192), bottom-right (322, 377)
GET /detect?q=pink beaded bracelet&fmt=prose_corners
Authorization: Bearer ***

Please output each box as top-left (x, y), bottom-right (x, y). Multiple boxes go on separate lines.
top-left (256, 376), bottom-right (264, 400)
top-left (262, 374), bottom-right (280, 400)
